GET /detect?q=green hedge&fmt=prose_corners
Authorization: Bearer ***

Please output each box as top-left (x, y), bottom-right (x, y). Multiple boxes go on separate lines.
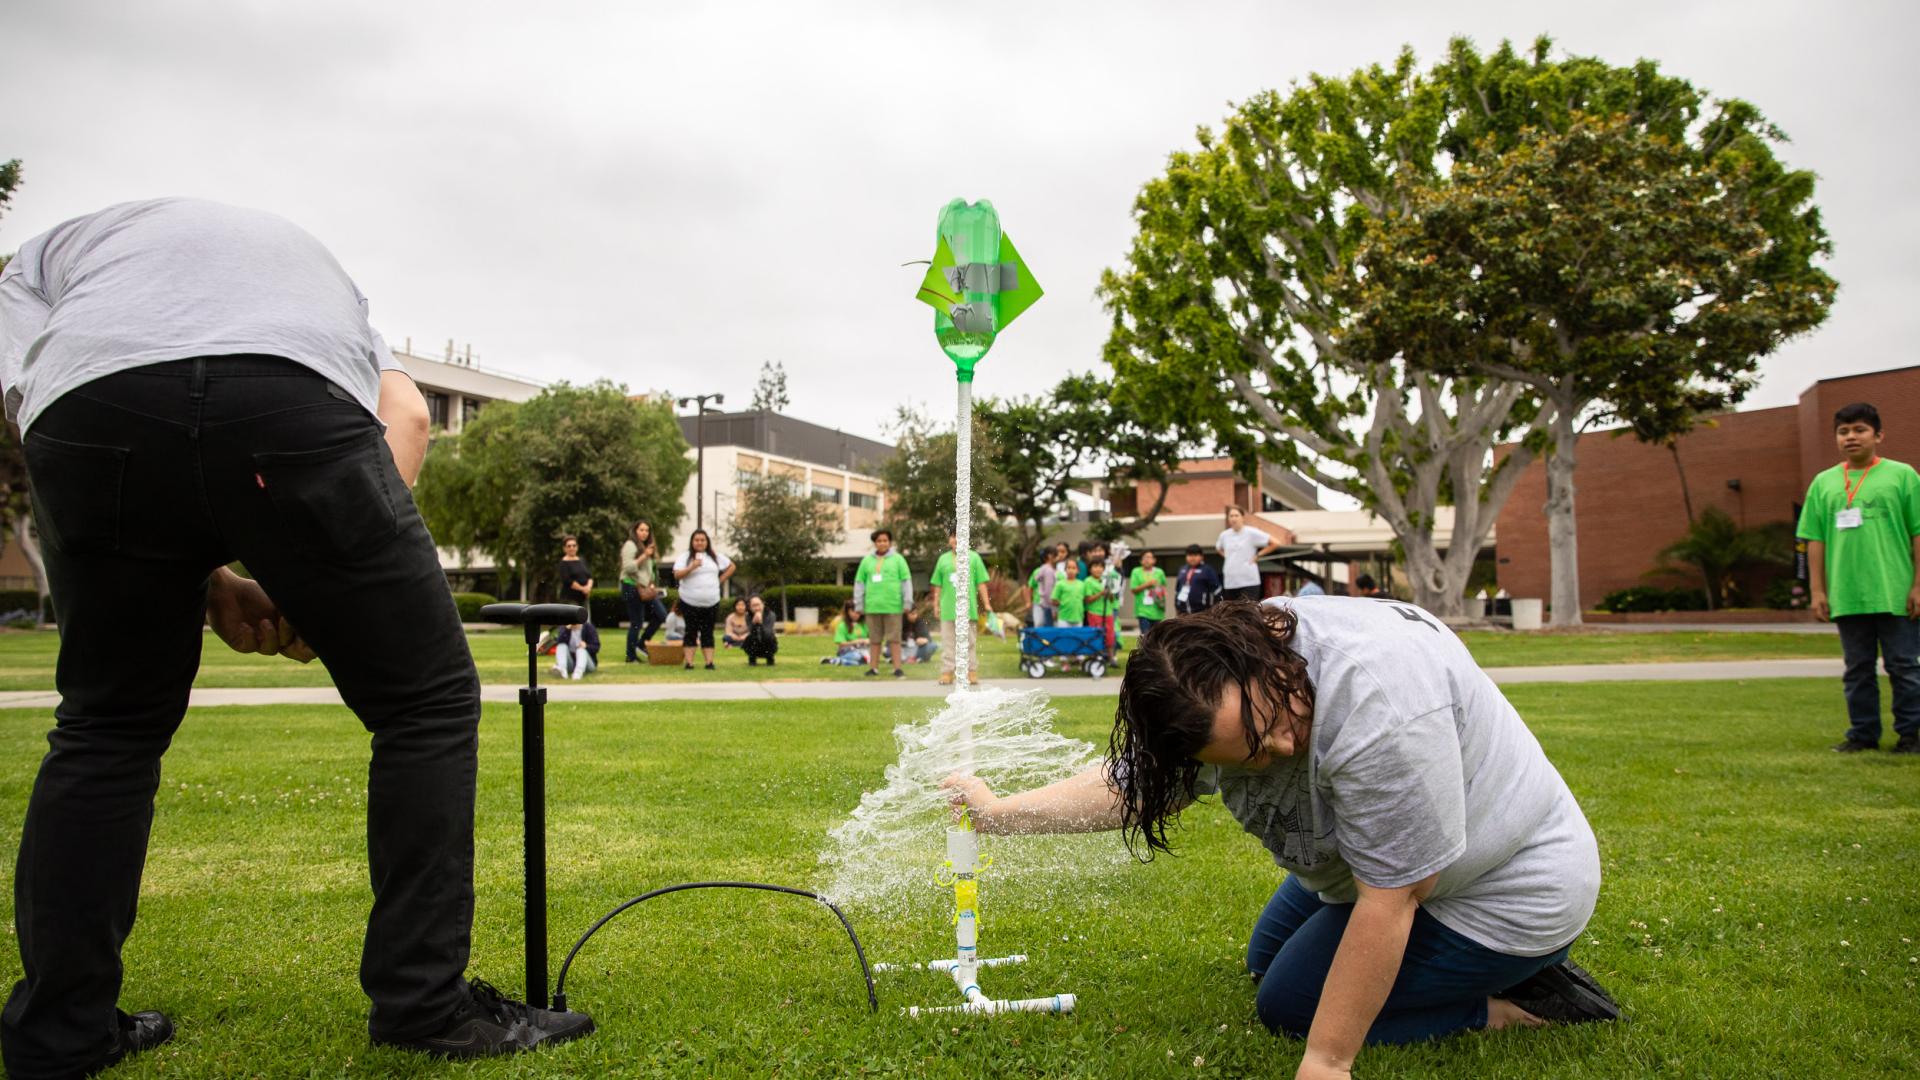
top-left (1596, 586), bottom-right (1709, 613)
top-left (0, 590), bottom-right (41, 619)
top-left (746, 584), bottom-right (854, 614)
top-left (451, 592), bottom-right (498, 622)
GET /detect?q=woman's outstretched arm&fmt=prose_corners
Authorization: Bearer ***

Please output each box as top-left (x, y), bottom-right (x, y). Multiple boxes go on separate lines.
top-left (941, 764), bottom-right (1126, 835)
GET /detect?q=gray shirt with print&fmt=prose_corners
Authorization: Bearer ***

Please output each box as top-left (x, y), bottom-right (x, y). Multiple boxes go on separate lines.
top-left (1193, 596), bottom-right (1600, 957)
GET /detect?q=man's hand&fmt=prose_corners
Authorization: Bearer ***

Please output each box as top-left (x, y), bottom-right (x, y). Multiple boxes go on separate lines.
top-left (1812, 590), bottom-right (1830, 621)
top-left (1907, 585), bottom-right (1920, 619)
top-left (206, 568), bottom-right (317, 663)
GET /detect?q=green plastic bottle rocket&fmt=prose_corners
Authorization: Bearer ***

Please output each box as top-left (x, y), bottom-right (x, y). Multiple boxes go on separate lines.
top-left (913, 199), bottom-right (1043, 382)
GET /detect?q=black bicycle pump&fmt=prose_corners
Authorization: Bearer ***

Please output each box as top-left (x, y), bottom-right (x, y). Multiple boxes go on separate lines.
top-left (480, 601), bottom-right (586, 1010)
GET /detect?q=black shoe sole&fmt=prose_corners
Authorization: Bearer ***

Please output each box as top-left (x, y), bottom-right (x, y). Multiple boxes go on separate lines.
top-left (1496, 960), bottom-right (1622, 1024)
top-left (378, 1012), bottom-right (596, 1060)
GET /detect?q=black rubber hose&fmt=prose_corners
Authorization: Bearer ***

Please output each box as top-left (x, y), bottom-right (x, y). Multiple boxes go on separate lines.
top-left (550, 881), bottom-right (878, 1014)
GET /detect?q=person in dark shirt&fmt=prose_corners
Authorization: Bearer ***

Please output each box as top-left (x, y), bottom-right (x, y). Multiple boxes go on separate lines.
top-left (744, 595), bottom-right (780, 665)
top-left (1174, 544), bottom-right (1223, 616)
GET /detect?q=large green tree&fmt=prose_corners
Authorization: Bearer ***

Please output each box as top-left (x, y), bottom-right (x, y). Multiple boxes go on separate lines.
top-left (728, 469), bottom-right (843, 618)
top-left (876, 405), bottom-right (1012, 573)
top-left (414, 383), bottom-right (693, 599)
top-left (976, 372), bottom-right (1186, 574)
top-left (0, 158), bottom-right (44, 616)
top-left (1100, 44), bottom-right (1562, 617)
top-left (1352, 103), bottom-right (1833, 623)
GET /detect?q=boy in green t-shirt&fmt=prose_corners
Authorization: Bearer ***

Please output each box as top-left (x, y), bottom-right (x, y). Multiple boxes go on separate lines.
top-left (929, 530), bottom-right (992, 685)
top-left (1084, 555), bottom-right (1118, 657)
top-left (1795, 402), bottom-right (1920, 754)
top-left (853, 528), bottom-right (913, 679)
top-left (1052, 560), bottom-right (1085, 626)
top-left (1129, 549), bottom-right (1168, 639)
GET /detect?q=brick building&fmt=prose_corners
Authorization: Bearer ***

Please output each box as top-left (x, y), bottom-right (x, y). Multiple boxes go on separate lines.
top-left (1494, 365), bottom-right (1920, 611)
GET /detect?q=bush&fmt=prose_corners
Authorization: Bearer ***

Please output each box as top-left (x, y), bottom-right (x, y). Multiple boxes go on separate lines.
top-left (451, 592), bottom-right (499, 622)
top-left (0, 590), bottom-right (40, 618)
top-left (1597, 585), bottom-right (1710, 613)
top-left (1765, 576), bottom-right (1809, 611)
top-left (746, 584), bottom-right (853, 615)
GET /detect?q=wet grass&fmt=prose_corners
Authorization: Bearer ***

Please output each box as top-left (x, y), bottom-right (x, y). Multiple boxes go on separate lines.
top-left (0, 625), bottom-right (1839, 692)
top-left (0, 677), bottom-right (1911, 1077)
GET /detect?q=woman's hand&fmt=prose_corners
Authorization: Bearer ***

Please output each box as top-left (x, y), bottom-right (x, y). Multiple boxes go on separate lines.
top-left (939, 774), bottom-right (1001, 829)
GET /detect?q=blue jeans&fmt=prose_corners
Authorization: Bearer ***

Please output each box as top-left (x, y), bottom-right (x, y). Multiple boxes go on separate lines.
top-left (1031, 604), bottom-right (1056, 628)
top-left (1247, 876), bottom-right (1565, 1045)
top-left (621, 584), bottom-right (667, 661)
top-left (1835, 613), bottom-right (1920, 744)
top-left (1136, 616), bottom-right (1159, 639)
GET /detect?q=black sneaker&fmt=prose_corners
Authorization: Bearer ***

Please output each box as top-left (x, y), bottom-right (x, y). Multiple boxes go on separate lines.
top-left (1833, 739), bottom-right (1878, 753)
top-left (864, 668), bottom-right (879, 678)
top-left (376, 979), bottom-right (594, 1059)
top-left (1893, 735), bottom-right (1919, 755)
top-left (1495, 960), bottom-right (1621, 1024)
top-left (893, 668), bottom-right (905, 679)
top-left (84, 1009), bottom-right (174, 1074)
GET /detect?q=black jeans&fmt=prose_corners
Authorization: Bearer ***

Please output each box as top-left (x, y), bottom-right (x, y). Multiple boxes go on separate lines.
top-left (621, 584), bottom-right (667, 660)
top-left (1835, 613), bottom-right (1920, 745)
top-left (1, 358), bottom-right (480, 1078)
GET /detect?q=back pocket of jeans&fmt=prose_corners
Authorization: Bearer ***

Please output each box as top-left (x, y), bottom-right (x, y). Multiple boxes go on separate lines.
top-left (252, 429), bottom-right (400, 562)
top-left (23, 432), bottom-right (129, 556)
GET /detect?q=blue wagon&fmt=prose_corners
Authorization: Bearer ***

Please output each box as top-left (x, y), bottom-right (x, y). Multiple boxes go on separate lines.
top-left (1017, 625), bottom-right (1111, 680)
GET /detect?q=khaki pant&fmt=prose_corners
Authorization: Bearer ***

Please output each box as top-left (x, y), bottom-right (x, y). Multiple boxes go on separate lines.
top-left (939, 618), bottom-right (979, 676)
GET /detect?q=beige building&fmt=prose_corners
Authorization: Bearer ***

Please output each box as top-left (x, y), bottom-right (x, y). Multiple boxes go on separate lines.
top-left (677, 410), bottom-right (894, 577)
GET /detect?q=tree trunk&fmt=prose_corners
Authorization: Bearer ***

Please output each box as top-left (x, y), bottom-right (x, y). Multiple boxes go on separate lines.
top-left (1402, 533), bottom-right (1468, 618)
top-left (13, 513), bottom-right (50, 624)
top-left (1669, 442), bottom-right (1695, 525)
top-left (1544, 404), bottom-right (1584, 627)
top-left (780, 577), bottom-right (790, 622)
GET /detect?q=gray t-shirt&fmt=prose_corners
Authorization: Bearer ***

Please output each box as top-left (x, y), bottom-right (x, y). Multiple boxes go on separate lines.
top-left (1193, 596), bottom-right (1600, 956)
top-left (0, 197), bottom-right (399, 432)
top-left (1216, 526), bottom-right (1272, 588)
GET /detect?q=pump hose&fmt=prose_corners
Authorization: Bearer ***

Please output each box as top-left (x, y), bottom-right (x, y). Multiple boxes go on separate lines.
top-left (550, 881), bottom-right (878, 1014)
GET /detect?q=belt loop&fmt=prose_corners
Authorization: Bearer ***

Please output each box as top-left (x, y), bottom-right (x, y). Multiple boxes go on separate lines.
top-left (190, 356), bottom-right (207, 399)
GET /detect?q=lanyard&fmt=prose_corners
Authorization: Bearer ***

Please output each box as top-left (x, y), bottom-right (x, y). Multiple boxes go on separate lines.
top-left (1843, 458), bottom-right (1881, 507)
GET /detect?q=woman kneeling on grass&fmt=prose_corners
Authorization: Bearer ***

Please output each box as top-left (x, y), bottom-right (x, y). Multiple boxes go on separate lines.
top-left (944, 598), bottom-right (1619, 1080)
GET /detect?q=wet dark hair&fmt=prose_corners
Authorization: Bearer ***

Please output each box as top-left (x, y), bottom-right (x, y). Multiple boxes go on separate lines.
top-left (1835, 402), bottom-right (1882, 433)
top-left (1109, 602), bottom-right (1314, 859)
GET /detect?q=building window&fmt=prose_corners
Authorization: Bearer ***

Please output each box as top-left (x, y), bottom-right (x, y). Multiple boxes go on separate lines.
top-left (423, 390), bottom-right (450, 429)
top-left (462, 398), bottom-right (483, 426)
top-left (849, 491), bottom-right (879, 510)
top-left (1261, 492), bottom-right (1285, 512)
top-left (811, 484), bottom-right (841, 504)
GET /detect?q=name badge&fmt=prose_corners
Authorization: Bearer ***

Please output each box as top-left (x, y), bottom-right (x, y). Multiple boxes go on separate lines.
top-left (1837, 508), bottom-right (1863, 530)
top-left (1177, 585), bottom-right (1191, 603)
top-left (871, 572), bottom-right (884, 582)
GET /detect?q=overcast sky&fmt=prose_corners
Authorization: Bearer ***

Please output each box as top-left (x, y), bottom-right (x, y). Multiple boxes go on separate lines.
top-left (5, 0), bottom-right (1915, 447)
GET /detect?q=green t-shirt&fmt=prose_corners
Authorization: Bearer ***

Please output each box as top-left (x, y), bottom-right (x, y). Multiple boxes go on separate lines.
top-left (1083, 576), bottom-right (1114, 616)
top-left (931, 550), bottom-right (990, 622)
top-left (1130, 566), bottom-right (1168, 620)
top-left (855, 551), bottom-right (912, 615)
top-left (1052, 577), bottom-right (1086, 623)
top-left (834, 619), bottom-right (867, 645)
top-left (1797, 458), bottom-right (1920, 617)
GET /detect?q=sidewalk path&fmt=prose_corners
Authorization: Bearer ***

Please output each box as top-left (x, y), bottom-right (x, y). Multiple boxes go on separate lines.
top-left (0, 658), bottom-right (1845, 710)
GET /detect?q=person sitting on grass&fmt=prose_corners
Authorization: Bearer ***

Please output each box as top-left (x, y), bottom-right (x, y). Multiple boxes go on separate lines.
top-left (551, 621), bottom-right (599, 681)
top-left (722, 597), bottom-right (750, 650)
top-left (822, 600), bottom-right (870, 666)
top-left (744, 595), bottom-right (779, 666)
top-left (943, 598), bottom-right (1617, 1080)
top-left (904, 608), bottom-right (941, 664)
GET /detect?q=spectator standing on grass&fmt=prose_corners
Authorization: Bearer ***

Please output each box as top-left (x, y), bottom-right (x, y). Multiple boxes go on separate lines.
top-left (929, 529), bottom-right (991, 686)
top-left (1052, 559), bottom-right (1086, 627)
top-left (1175, 544), bottom-right (1223, 616)
top-left (1797, 401), bottom-right (1920, 754)
top-left (743, 595), bottom-right (779, 666)
top-left (619, 520), bottom-right (667, 663)
top-left (1130, 549), bottom-right (1168, 640)
top-left (0, 197), bottom-right (592, 1075)
top-left (557, 535), bottom-right (592, 615)
top-left (1085, 555), bottom-right (1119, 657)
top-left (671, 528), bottom-right (733, 671)
top-left (1028, 547), bottom-right (1060, 628)
top-left (722, 598), bottom-right (750, 649)
top-left (853, 528), bottom-right (913, 679)
top-left (1217, 507), bottom-right (1282, 603)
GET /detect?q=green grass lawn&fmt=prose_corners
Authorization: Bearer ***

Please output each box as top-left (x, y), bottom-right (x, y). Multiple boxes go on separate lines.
top-left (0, 626), bottom-right (1839, 692)
top-left (0, 679), bottom-right (1911, 1077)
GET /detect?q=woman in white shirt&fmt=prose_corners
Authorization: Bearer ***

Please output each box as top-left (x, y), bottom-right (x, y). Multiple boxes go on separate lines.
top-left (671, 529), bottom-right (734, 670)
top-left (1216, 506), bottom-right (1282, 602)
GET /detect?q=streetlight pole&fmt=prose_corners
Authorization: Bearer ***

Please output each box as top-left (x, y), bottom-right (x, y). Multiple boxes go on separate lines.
top-left (676, 392), bottom-right (726, 531)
